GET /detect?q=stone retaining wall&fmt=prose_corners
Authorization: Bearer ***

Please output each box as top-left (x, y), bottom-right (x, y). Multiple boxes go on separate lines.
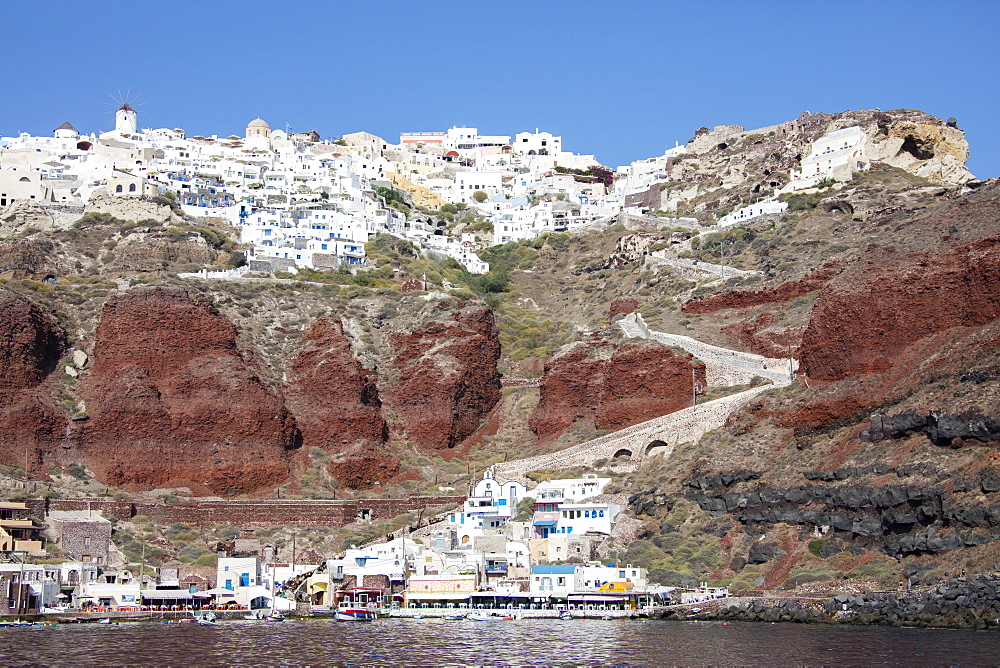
top-left (25, 496), bottom-right (464, 529)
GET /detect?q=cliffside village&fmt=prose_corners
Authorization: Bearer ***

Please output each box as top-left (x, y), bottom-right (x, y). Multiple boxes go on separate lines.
top-left (1, 473), bottom-right (729, 618)
top-left (0, 104), bottom-right (878, 279)
top-left (0, 108), bottom-right (882, 619)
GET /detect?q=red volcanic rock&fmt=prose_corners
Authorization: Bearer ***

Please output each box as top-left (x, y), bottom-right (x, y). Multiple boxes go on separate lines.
top-left (0, 291), bottom-right (64, 393)
top-left (0, 291), bottom-right (67, 472)
top-left (78, 287), bottom-right (300, 495)
top-left (722, 312), bottom-right (804, 359)
top-left (529, 339), bottom-right (706, 438)
top-left (683, 261), bottom-right (845, 314)
top-left (287, 317), bottom-right (387, 447)
top-left (800, 237), bottom-right (1000, 382)
top-left (383, 306), bottom-right (501, 451)
top-left (326, 442), bottom-right (401, 490)
top-left (401, 279), bottom-right (423, 293)
top-left (287, 317), bottom-right (396, 488)
top-left (609, 297), bottom-right (640, 322)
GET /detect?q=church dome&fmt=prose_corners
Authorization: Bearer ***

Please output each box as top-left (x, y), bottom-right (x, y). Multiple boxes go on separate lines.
top-left (247, 118), bottom-right (270, 130)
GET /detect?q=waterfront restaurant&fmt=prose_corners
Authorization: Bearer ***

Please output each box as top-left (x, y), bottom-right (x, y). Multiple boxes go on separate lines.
top-left (139, 587), bottom-right (213, 609)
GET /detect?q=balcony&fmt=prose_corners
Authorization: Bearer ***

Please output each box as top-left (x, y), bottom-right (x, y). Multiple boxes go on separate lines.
top-left (485, 564), bottom-right (508, 574)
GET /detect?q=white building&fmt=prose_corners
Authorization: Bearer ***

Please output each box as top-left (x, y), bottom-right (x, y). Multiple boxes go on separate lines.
top-left (515, 130), bottom-right (562, 156)
top-left (717, 199), bottom-right (788, 227)
top-left (787, 126), bottom-right (868, 190)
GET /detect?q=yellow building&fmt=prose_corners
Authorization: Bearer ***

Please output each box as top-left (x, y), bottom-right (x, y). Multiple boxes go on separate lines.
top-left (385, 171), bottom-right (447, 209)
top-left (0, 502), bottom-right (44, 554)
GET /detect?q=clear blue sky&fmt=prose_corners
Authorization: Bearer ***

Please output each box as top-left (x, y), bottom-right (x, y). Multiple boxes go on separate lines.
top-left (2, 0), bottom-right (997, 177)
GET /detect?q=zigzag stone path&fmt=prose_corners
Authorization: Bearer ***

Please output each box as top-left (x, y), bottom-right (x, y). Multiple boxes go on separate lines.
top-left (491, 315), bottom-right (797, 482)
top-left (619, 313), bottom-right (797, 386)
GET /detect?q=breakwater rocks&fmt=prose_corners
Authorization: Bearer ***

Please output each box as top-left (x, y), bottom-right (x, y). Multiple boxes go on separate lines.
top-left (660, 576), bottom-right (1000, 630)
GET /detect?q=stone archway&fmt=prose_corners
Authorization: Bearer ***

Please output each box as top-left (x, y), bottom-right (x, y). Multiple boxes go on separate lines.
top-left (645, 439), bottom-right (669, 458)
top-left (611, 448), bottom-right (632, 462)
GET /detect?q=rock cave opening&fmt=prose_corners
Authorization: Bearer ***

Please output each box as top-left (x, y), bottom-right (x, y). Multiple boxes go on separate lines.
top-left (901, 134), bottom-right (935, 161)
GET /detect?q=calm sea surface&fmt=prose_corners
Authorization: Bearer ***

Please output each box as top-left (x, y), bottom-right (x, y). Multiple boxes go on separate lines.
top-left (2, 618), bottom-right (999, 666)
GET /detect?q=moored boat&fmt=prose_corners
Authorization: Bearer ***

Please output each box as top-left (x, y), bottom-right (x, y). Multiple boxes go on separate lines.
top-left (334, 605), bottom-right (376, 621)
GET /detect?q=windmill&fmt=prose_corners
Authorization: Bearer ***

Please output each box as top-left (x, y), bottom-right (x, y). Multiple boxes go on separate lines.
top-left (103, 88), bottom-right (145, 135)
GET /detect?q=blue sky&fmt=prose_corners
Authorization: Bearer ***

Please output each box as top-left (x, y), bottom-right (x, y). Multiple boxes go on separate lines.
top-left (2, 0), bottom-right (997, 177)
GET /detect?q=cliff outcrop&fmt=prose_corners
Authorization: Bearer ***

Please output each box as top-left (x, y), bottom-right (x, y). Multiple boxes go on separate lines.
top-left (0, 238), bottom-right (63, 280)
top-left (383, 304), bottom-right (501, 451)
top-left (286, 316), bottom-right (396, 488)
top-left (643, 109), bottom-right (973, 219)
top-left (0, 291), bottom-right (67, 472)
top-left (78, 287), bottom-right (301, 495)
top-left (683, 262), bottom-right (845, 315)
top-left (799, 237), bottom-right (1000, 382)
top-left (529, 338), bottom-right (706, 438)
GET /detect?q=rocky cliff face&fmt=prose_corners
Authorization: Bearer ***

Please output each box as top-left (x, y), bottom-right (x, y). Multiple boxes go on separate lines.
top-left (799, 237), bottom-right (1000, 382)
top-left (286, 316), bottom-right (396, 488)
top-left (0, 291), bottom-right (67, 472)
top-left (0, 239), bottom-right (64, 280)
top-left (642, 108), bottom-right (973, 219)
top-left (383, 304), bottom-right (501, 451)
top-left (78, 287), bottom-right (301, 495)
top-left (529, 337), bottom-right (706, 438)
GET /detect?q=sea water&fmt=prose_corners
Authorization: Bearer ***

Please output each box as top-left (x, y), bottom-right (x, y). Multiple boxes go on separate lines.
top-left (2, 617), bottom-right (999, 666)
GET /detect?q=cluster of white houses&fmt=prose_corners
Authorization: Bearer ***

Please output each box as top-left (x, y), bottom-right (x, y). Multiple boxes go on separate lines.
top-left (1, 106), bottom-right (867, 279)
top-left (1, 474), bottom-right (670, 615)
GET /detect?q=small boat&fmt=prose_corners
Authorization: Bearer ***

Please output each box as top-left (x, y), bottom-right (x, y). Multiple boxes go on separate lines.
top-left (98, 618), bottom-right (113, 624)
top-left (335, 605), bottom-right (376, 621)
top-left (559, 612), bottom-right (574, 620)
top-left (244, 610), bottom-right (267, 621)
top-left (466, 612), bottom-right (505, 621)
top-left (443, 614), bottom-right (465, 621)
top-left (266, 611), bottom-right (285, 622)
top-left (194, 611), bottom-right (217, 626)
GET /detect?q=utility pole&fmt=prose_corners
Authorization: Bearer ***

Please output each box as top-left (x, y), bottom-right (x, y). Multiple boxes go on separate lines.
top-left (691, 367), bottom-right (697, 407)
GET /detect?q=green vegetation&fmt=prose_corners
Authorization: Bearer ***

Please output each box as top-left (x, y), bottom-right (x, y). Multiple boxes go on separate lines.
top-left (376, 186), bottom-right (410, 213)
top-left (553, 165), bottom-right (614, 188)
top-left (513, 497), bottom-right (536, 522)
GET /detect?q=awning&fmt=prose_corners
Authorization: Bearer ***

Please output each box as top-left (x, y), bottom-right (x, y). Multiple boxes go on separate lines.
top-left (140, 590), bottom-right (211, 600)
top-left (405, 592), bottom-right (473, 600)
top-left (532, 520), bottom-right (556, 527)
